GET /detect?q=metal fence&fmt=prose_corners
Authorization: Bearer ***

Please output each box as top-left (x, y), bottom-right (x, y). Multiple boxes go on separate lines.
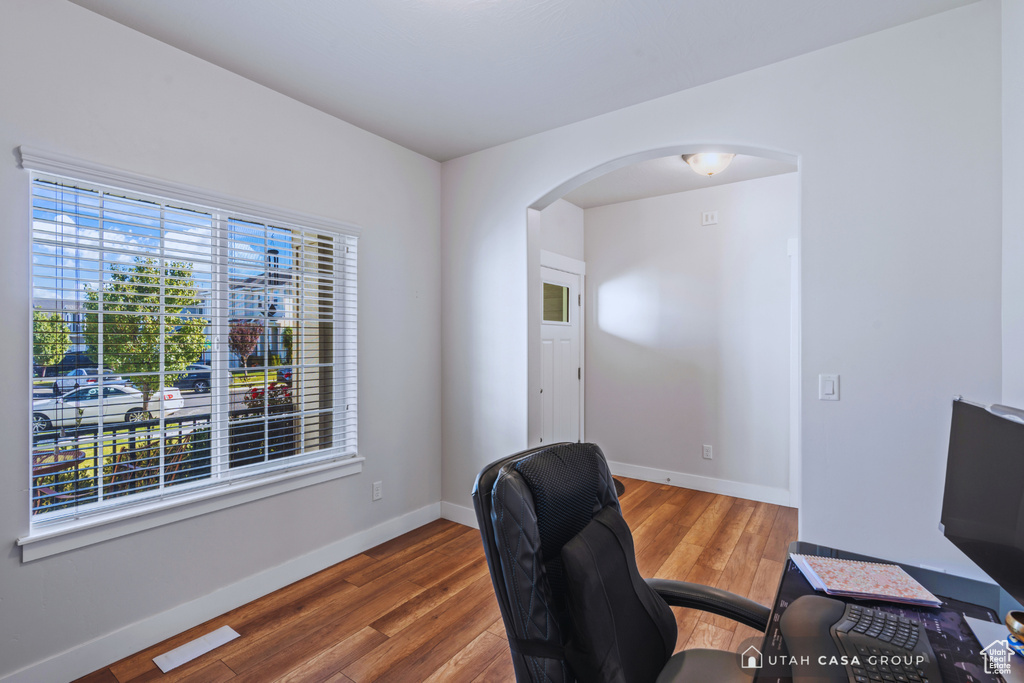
top-left (31, 406), bottom-right (297, 515)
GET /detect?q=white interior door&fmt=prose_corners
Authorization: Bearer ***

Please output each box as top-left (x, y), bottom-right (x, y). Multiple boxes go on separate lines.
top-left (540, 266), bottom-right (582, 444)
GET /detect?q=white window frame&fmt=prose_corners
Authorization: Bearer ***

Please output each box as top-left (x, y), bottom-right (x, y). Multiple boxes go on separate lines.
top-left (17, 147), bottom-right (362, 562)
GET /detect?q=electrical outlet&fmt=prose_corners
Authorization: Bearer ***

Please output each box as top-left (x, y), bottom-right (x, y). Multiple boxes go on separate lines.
top-left (372, 481), bottom-right (382, 501)
top-left (702, 445), bottom-right (713, 460)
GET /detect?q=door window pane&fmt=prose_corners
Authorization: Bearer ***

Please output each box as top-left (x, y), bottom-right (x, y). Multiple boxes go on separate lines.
top-left (543, 283), bottom-right (569, 323)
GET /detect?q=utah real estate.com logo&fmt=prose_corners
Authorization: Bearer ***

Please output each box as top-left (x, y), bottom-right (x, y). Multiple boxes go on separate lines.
top-left (981, 639), bottom-right (1013, 676)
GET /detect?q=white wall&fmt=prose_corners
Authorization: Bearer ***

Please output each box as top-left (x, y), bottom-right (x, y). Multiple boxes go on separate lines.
top-left (539, 198), bottom-right (585, 261)
top-left (0, 1), bottom-right (441, 679)
top-left (584, 174), bottom-right (797, 498)
top-left (1003, 0), bottom-right (1024, 406)
top-left (442, 1), bottom-right (1001, 580)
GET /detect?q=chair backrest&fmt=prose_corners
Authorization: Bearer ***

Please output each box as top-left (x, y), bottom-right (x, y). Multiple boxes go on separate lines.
top-left (472, 442), bottom-right (621, 682)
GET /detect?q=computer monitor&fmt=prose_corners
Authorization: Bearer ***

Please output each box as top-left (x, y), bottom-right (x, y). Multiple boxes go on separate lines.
top-left (941, 397), bottom-right (1024, 606)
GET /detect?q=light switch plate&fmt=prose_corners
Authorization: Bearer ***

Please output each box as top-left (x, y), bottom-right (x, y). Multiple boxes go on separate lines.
top-left (819, 374), bottom-right (839, 401)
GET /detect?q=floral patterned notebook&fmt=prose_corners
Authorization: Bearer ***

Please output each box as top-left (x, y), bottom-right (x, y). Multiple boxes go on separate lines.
top-left (791, 554), bottom-right (942, 606)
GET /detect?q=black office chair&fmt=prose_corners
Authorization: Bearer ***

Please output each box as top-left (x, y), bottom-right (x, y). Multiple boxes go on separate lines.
top-left (472, 442), bottom-right (770, 683)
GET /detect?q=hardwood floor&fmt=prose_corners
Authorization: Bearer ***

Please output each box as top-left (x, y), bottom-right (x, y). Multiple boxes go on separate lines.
top-left (76, 478), bottom-right (798, 683)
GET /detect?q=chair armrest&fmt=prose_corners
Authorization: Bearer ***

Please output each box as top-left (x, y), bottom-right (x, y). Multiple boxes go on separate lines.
top-left (646, 578), bottom-right (770, 631)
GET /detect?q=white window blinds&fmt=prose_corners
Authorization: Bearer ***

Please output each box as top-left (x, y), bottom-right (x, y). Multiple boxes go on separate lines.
top-left (29, 171), bottom-right (358, 525)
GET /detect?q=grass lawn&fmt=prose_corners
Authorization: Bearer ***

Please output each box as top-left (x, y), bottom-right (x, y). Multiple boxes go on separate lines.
top-left (230, 374), bottom-right (269, 387)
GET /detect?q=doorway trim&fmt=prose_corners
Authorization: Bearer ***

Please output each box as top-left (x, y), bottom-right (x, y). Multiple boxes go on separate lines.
top-left (788, 237), bottom-right (802, 513)
top-left (540, 250), bottom-right (586, 443)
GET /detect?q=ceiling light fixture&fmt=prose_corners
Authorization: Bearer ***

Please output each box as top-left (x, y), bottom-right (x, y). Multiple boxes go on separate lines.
top-left (682, 153), bottom-right (736, 177)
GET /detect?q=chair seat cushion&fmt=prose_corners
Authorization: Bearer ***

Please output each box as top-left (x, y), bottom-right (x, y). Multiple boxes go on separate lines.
top-left (655, 649), bottom-right (747, 683)
top-left (560, 505), bottom-right (677, 683)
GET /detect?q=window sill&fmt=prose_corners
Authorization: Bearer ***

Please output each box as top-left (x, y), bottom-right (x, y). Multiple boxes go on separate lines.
top-left (18, 455), bottom-right (364, 562)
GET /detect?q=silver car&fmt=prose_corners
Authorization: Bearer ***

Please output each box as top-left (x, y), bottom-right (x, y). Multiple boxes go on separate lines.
top-left (33, 385), bottom-right (185, 434)
top-left (52, 368), bottom-right (127, 396)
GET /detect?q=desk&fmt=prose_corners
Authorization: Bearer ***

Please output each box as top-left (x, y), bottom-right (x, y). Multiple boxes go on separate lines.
top-left (755, 542), bottom-right (1023, 683)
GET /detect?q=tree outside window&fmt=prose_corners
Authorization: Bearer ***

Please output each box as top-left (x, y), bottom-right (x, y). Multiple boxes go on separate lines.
top-left (32, 310), bottom-right (71, 377)
top-left (229, 319), bottom-right (264, 374)
top-left (83, 257), bottom-right (206, 413)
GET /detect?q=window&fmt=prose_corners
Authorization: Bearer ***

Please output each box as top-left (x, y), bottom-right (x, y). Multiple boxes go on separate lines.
top-left (542, 282), bottom-right (570, 323)
top-left (26, 157), bottom-right (358, 532)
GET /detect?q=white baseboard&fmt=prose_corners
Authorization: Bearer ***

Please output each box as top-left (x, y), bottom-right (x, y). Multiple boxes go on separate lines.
top-left (607, 461), bottom-right (792, 507)
top-left (438, 465), bottom-right (791, 532)
top-left (440, 500), bottom-right (478, 529)
top-left (2, 502), bottom-right (441, 683)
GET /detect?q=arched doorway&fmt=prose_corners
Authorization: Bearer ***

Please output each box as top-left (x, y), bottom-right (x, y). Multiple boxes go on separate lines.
top-left (526, 144), bottom-right (802, 508)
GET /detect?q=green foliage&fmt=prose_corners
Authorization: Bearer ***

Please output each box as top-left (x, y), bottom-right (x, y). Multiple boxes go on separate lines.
top-left (105, 427), bottom-right (210, 497)
top-left (83, 257), bottom-right (205, 410)
top-left (282, 326), bottom-right (293, 365)
top-left (32, 311), bottom-right (71, 377)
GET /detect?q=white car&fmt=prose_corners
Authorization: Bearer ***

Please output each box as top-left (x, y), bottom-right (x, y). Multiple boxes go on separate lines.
top-left (32, 385), bottom-right (185, 434)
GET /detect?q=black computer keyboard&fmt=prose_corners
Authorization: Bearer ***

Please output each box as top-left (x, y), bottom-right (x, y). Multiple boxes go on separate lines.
top-left (780, 594), bottom-right (943, 683)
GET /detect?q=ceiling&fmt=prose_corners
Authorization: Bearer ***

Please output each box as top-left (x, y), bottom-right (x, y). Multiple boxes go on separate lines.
top-left (563, 154), bottom-right (797, 209)
top-left (69, 0), bottom-right (978, 163)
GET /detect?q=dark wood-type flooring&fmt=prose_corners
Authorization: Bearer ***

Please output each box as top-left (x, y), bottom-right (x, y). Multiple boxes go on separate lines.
top-left (76, 477), bottom-right (798, 682)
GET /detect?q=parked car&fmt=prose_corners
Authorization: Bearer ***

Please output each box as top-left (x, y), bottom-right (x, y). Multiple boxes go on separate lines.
top-left (32, 385), bottom-right (185, 434)
top-left (174, 364), bottom-right (212, 393)
top-left (52, 367), bottom-right (127, 396)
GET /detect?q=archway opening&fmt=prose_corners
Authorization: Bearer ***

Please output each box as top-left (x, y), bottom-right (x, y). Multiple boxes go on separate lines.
top-left (527, 144), bottom-right (802, 509)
